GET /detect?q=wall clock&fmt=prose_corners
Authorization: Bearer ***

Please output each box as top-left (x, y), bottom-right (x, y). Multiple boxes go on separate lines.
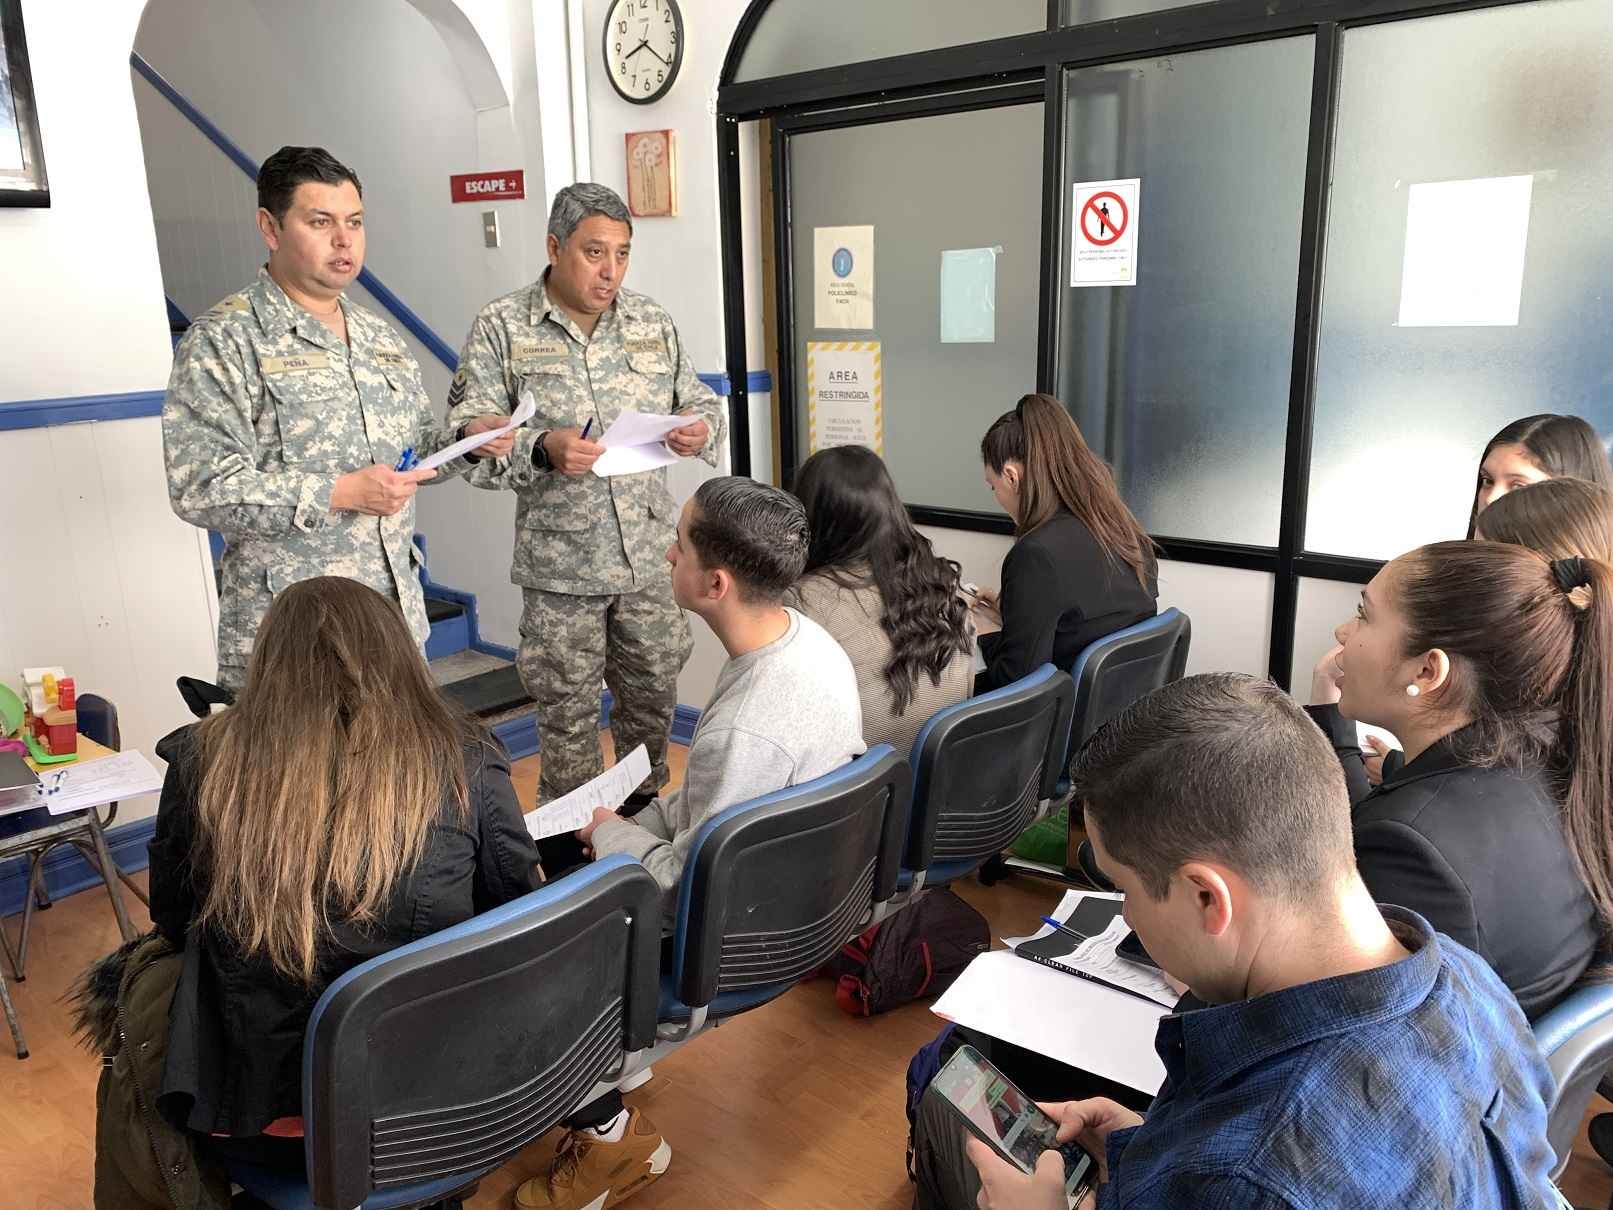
top-left (604, 0), bottom-right (683, 105)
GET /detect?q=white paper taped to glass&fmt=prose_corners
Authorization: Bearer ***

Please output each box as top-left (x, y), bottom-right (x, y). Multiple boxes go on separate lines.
top-left (416, 392), bottom-right (538, 471)
top-left (589, 411), bottom-right (693, 477)
top-left (524, 744), bottom-right (652, 840)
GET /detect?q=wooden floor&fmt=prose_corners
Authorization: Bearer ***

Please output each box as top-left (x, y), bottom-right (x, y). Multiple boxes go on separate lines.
top-left (4, 743), bottom-right (1613, 1208)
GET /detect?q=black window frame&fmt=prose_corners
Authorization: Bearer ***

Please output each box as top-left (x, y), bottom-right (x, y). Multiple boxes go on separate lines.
top-left (715, 0), bottom-right (1536, 687)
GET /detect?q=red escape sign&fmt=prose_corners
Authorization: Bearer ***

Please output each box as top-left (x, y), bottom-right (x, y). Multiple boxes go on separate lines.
top-left (450, 170), bottom-right (526, 203)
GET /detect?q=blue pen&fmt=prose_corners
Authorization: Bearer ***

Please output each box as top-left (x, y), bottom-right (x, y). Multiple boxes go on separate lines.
top-left (1041, 915), bottom-right (1090, 942)
top-left (395, 447), bottom-right (416, 471)
top-left (580, 418), bottom-right (595, 440)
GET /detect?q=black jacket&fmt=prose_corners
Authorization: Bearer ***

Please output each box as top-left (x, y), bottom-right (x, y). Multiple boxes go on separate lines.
top-left (148, 724), bottom-right (543, 1138)
top-left (1308, 704), bottom-right (1597, 1019)
top-left (976, 509), bottom-right (1158, 694)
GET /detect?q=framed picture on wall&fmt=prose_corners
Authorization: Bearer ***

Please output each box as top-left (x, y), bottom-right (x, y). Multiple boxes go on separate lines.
top-left (0, 0), bottom-right (49, 207)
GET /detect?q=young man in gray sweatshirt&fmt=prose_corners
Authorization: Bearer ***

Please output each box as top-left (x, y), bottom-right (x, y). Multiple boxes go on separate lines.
top-left (515, 478), bottom-right (864, 1210)
top-left (582, 475), bottom-right (866, 898)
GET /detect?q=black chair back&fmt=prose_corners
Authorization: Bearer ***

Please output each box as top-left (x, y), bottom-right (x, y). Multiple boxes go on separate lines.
top-left (302, 855), bottom-right (661, 1210)
top-left (905, 664), bottom-right (1075, 886)
top-left (1068, 608), bottom-right (1191, 752)
top-left (75, 693), bottom-right (120, 751)
top-left (668, 746), bottom-right (909, 1018)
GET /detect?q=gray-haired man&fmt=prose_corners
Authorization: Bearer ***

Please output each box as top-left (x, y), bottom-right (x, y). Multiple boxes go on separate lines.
top-left (447, 183), bottom-right (726, 810)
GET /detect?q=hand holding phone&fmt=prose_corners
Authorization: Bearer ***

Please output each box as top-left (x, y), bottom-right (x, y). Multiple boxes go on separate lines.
top-left (934, 1046), bottom-right (1100, 1207)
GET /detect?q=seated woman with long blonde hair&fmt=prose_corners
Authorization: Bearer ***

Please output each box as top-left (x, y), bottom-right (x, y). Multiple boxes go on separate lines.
top-left (148, 576), bottom-right (542, 1173)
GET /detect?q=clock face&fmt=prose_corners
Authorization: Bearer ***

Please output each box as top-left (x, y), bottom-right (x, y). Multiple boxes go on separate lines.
top-left (605, 0), bottom-right (683, 105)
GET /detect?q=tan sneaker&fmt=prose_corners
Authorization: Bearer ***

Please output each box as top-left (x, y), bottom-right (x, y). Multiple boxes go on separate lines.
top-left (513, 1108), bottom-right (671, 1210)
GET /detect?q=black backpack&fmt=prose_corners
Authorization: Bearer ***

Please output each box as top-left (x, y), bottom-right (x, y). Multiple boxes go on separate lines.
top-left (825, 888), bottom-right (990, 1017)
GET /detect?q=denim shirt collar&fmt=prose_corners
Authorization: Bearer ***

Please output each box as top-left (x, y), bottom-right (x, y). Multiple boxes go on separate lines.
top-left (1157, 907), bottom-right (1442, 1097)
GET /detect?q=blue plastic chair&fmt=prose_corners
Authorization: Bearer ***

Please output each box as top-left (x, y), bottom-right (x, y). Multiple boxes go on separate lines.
top-left (658, 745), bottom-right (910, 1041)
top-left (1531, 981), bottom-right (1613, 1178)
top-left (227, 854), bottom-right (663, 1210)
top-left (901, 664), bottom-right (1075, 892)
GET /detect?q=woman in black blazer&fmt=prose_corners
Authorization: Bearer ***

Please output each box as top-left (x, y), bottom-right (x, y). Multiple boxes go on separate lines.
top-left (1309, 539), bottom-right (1610, 1018)
top-left (973, 394), bottom-right (1157, 693)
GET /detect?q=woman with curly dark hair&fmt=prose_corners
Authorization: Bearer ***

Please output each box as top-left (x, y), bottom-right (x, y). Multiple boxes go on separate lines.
top-left (790, 444), bottom-right (973, 754)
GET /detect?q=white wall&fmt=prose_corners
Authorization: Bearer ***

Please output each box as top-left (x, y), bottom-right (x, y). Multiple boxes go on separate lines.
top-left (0, 0), bottom-right (220, 826)
top-left (916, 526), bottom-right (1274, 679)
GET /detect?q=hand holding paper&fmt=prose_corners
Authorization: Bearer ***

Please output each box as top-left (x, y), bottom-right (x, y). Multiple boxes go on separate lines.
top-left (524, 744), bottom-right (652, 841)
top-left (418, 392), bottom-right (537, 471)
top-left (590, 411), bottom-right (694, 477)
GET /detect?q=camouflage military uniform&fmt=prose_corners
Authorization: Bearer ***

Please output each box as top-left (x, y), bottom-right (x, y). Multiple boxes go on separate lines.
top-left (163, 268), bottom-right (473, 691)
top-left (447, 272), bottom-right (725, 801)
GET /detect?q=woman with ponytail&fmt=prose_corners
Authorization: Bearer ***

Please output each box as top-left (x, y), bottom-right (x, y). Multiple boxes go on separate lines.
top-left (1309, 541), bottom-right (1607, 1017)
top-left (975, 393), bottom-right (1157, 693)
top-left (790, 445), bottom-right (973, 755)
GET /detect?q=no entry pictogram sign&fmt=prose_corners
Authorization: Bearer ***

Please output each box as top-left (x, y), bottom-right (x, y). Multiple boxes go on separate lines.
top-left (1080, 191), bottom-right (1128, 246)
top-left (1071, 178), bottom-right (1140, 288)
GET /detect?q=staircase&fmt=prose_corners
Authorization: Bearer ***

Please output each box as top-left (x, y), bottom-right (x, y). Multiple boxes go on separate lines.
top-left (417, 542), bottom-right (541, 760)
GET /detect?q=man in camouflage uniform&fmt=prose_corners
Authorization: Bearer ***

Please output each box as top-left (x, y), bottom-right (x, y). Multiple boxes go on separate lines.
top-left (448, 183), bottom-right (725, 808)
top-left (164, 146), bottom-right (514, 691)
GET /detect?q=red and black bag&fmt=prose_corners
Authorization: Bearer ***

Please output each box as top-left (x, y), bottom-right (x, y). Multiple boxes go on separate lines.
top-left (825, 888), bottom-right (990, 1017)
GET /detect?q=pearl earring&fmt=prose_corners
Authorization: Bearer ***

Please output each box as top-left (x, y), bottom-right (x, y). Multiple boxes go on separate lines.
top-left (1405, 685), bottom-right (1420, 698)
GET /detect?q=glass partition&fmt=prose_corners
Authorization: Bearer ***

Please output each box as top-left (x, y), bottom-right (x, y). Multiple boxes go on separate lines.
top-left (1306, 0), bottom-right (1613, 559)
top-left (733, 0), bottom-right (1044, 82)
top-left (1056, 38), bottom-right (1315, 546)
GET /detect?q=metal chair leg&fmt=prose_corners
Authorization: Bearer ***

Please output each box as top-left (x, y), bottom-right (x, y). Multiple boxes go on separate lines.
top-left (83, 814), bottom-right (136, 943)
top-left (0, 965), bottom-right (26, 1059)
top-left (14, 853), bottom-right (50, 980)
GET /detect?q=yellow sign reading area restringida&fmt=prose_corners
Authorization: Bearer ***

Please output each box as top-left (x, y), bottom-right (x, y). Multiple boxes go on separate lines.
top-left (806, 341), bottom-right (882, 456)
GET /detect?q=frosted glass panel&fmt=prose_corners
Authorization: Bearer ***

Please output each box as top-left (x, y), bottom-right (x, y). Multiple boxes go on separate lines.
top-left (1058, 0), bottom-right (1214, 23)
top-left (1057, 39), bottom-right (1314, 547)
top-left (1290, 577), bottom-right (1366, 694)
top-left (788, 104), bottom-right (1043, 509)
top-left (1307, 0), bottom-right (1613, 559)
top-left (733, 0), bottom-right (1044, 82)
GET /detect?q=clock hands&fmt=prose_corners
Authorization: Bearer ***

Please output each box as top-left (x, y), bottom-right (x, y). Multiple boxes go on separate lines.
top-left (623, 38), bottom-right (650, 62)
top-left (641, 43), bottom-right (671, 67)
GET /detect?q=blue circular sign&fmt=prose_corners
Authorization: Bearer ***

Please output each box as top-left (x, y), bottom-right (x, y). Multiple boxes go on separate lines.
top-left (831, 248), bottom-right (854, 278)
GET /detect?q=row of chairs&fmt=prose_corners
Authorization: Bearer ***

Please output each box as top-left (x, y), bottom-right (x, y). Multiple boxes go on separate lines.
top-left (233, 611), bottom-right (1200, 1207)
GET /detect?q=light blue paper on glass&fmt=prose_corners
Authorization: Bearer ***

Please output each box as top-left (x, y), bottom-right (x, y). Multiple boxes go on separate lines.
top-left (940, 246), bottom-right (1001, 343)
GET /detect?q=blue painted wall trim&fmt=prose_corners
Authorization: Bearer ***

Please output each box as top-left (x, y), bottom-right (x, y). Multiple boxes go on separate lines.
top-left (696, 370), bottom-right (772, 396)
top-left (0, 815), bottom-right (156, 921)
top-left (0, 390), bottom-right (165, 430)
top-left (130, 51), bottom-right (460, 372)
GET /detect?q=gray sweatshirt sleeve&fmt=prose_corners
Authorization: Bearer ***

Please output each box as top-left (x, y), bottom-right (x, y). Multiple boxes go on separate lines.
top-left (589, 725), bottom-right (797, 902)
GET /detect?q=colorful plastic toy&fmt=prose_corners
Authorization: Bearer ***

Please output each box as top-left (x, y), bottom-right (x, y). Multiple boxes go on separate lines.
top-left (20, 667), bottom-right (77, 763)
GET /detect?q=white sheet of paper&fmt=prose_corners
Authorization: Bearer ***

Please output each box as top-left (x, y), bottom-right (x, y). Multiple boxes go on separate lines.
top-left (932, 947), bottom-right (1168, 1094)
top-left (8, 750), bottom-right (166, 818)
top-left (524, 744), bottom-right (652, 840)
top-left (940, 246), bottom-right (1000, 343)
top-left (1398, 175), bottom-right (1533, 327)
top-left (416, 392), bottom-right (537, 470)
top-left (590, 410), bottom-right (690, 477)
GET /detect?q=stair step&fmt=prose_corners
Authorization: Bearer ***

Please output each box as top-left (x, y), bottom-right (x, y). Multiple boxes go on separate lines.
top-left (425, 596), bottom-right (464, 624)
top-left (440, 663), bottom-right (532, 718)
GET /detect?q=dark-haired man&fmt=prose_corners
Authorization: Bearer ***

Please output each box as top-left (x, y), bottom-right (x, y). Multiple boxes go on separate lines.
top-left (162, 145), bottom-right (512, 689)
top-left (512, 477), bottom-right (864, 1210)
top-left (914, 673), bottom-right (1563, 1210)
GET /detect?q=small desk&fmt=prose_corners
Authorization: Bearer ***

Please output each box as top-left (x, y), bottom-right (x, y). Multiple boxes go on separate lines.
top-left (0, 732), bottom-right (141, 1059)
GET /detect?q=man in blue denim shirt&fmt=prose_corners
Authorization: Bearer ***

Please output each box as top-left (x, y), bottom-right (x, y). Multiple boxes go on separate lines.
top-left (917, 673), bottom-right (1560, 1210)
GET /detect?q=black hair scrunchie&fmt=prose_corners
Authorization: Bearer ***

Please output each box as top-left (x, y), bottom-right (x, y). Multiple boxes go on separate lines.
top-left (1551, 556), bottom-right (1590, 593)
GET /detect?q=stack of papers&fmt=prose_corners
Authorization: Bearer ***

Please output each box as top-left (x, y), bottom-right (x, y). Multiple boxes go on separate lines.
top-left (931, 890), bottom-right (1172, 1094)
top-left (590, 411), bottom-right (693, 477)
top-left (524, 744), bottom-right (652, 840)
top-left (1006, 892), bottom-right (1179, 1008)
top-left (0, 749), bottom-right (164, 819)
top-left (418, 392), bottom-right (538, 470)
